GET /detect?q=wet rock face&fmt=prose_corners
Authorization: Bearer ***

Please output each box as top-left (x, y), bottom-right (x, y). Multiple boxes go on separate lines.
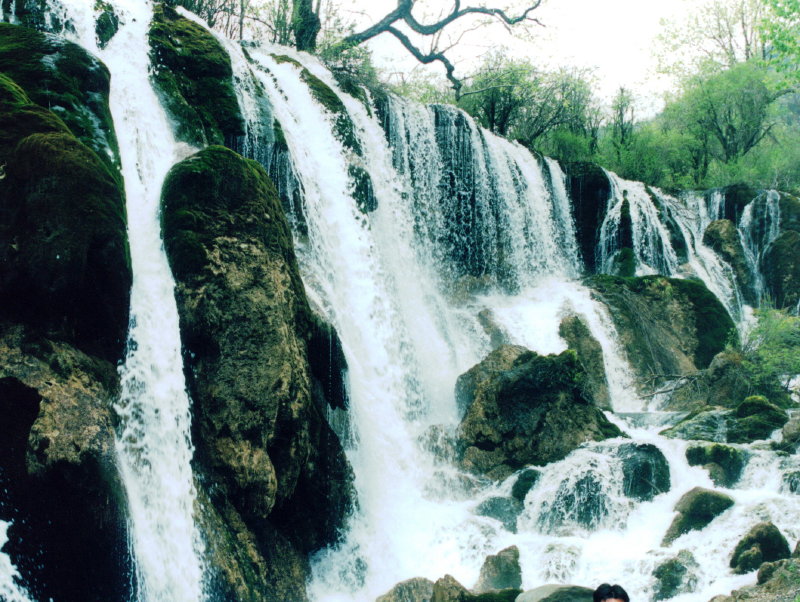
top-left (0, 26), bottom-right (130, 363)
top-left (618, 442), bottom-right (671, 501)
top-left (161, 146), bottom-right (353, 598)
top-left (662, 487), bottom-right (734, 545)
top-left (561, 161), bottom-right (612, 273)
top-left (0, 324), bottom-right (130, 602)
top-left (517, 584), bottom-right (594, 601)
top-left (474, 546), bottom-right (522, 593)
top-left (730, 522), bottom-right (791, 574)
top-left (652, 550), bottom-right (699, 600)
top-left (703, 219), bottom-right (757, 305)
top-left (558, 315), bottom-right (611, 410)
top-left (763, 230), bottom-right (800, 310)
top-left (588, 276), bottom-right (736, 384)
top-left (456, 346), bottom-right (623, 480)
top-left (376, 577), bottom-right (435, 602)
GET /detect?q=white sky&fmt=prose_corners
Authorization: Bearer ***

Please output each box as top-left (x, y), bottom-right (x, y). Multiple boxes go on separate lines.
top-left (338, 0), bottom-right (691, 112)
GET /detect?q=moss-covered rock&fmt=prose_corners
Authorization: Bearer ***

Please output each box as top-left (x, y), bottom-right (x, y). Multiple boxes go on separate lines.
top-left (730, 522), bottom-right (791, 574)
top-left (456, 346), bottom-right (623, 479)
top-left (729, 396), bottom-right (788, 443)
top-left (618, 442), bottom-right (671, 501)
top-left (511, 468), bottom-right (541, 502)
top-left (0, 75), bottom-right (130, 361)
top-left (516, 585), bottom-right (594, 601)
top-left (561, 161), bottom-right (611, 273)
top-left (94, 0), bottom-right (119, 49)
top-left (716, 183), bottom-right (759, 223)
top-left (149, 4), bottom-right (244, 147)
top-left (661, 407), bottom-right (731, 442)
top-left (558, 314), bottom-right (611, 409)
top-left (762, 230), bottom-right (800, 310)
top-left (0, 323), bottom-right (130, 601)
top-left (652, 550), bottom-right (699, 600)
top-left (686, 443), bottom-right (746, 487)
top-left (714, 558), bottom-right (800, 601)
top-left (665, 349), bottom-right (753, 412)
top-left (0, 22), bottom-right (120, 170)
top-left (704, 219), bottom-right (757, 305)
top-left (161, 146), bottom-right (353, 598)
top-left (474, 546), bottom-right (522, 593)
top-left (475, 496), bottom-right (524, 533)
top-left (588, 276), bottom-right (736, 389)
top-left (662, 487), bottom-right (734, 545)
top-left (377, 577), bottom-right (435, 602)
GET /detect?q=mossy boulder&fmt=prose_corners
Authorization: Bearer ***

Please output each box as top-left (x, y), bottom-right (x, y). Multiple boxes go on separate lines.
top-left (778, 192), bottom-right (800, 233)
top-left (558, 315), bottom-right (611, 409)
top-left (588, 276), bottom-right (736, 384)
top-left (561, 161), bottom-right (612, 273)
top-left (537, 472), bottom-right (610, 532)
top-left (511, 468), bottom-right (541, 502)
top-left (149, 4), bottom-right (244, 147)
top-left (661, 407), bottom-right (731, 442)
top-left (456, 346), bottom-right (623, 479)
top-left (762, 231), bottom-right (800, 310)
top-left (652, 550), bottom-right (698, 600)
top-left (703, 219), bottom-right (757, 305)
top-left (729, 396), bottom-right (788, 443)
top-left (685, 443), bottom-right (746, 487)
top-left (618, 442), bottom-right (671, 501)
top-left (475, 496), bottom-right (524, 533)
top-left (474, 546), bottom-right (522, 593)
top-left (665, 349), bottom-right (753, 412)
top-left (716, 183), bottom-right (759, 223)
top-left (662, 487), bottom-right (734, 545)
top-left (94, 0), bottom-right (119, 49)
top-left (730, 522), bottom-right (791, 574)
top-left (0, 323), bottom-right (130, 601)
top-left (0, 72), bottom-right (130, 362)
top-left (161, 146), bottom-right (353, 598)
top-left (0, 22), bottom-right (120, 170)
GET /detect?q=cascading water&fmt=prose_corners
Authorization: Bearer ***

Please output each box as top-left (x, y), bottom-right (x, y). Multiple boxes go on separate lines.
top-left (49, 1), bottom-right (206, 599)
top-left (0, 521), bottom-right (30, 602)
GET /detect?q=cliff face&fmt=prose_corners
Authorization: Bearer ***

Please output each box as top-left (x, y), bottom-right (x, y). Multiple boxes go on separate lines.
top-left (0, 22), bottom-right (132, 601)
top-left (161, 145), bottom-right (354, 599)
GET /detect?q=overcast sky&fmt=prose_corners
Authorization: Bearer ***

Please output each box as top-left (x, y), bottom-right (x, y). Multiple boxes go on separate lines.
top-left (340, 0), bottom-right (690, 111)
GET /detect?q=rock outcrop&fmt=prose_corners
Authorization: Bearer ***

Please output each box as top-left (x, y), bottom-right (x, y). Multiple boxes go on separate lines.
top-left (686, 443), bottom-right (746, 488)
top-left (516, 584), bottom-right (594, 601)
top-left (652, 550), bottom-right (699, 600)
top-left (559, 315), bottom-right (611, 409)
top-left (161, 145), bottom-right (353, 599)
top-left (561, 161), bottom-right (612, 273)
top-left (703, 219), bottom-right (756, 305)
top-left (377, 577), bottom-right (435, 602)
top-left (456, 345), bottom-right (623, 480)
top-left (617, 442), bottom-right (671, 501)
top-left (473, 546), bottom-right (522, 593)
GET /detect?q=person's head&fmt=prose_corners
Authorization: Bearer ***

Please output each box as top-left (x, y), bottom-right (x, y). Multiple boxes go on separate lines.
top-left (593, 583), bottom-right (630, 602)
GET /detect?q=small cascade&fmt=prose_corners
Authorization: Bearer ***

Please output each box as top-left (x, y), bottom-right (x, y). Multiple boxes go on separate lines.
top-left (738, 190), bottom-right (781, 303)
top-left (0, 522), bottom-right (30, 602)
top-left (55, 1), bottom-right (206, 599)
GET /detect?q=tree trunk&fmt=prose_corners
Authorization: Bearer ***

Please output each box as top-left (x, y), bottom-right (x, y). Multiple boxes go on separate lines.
top-left (292, 0), bottom-right (320, 52)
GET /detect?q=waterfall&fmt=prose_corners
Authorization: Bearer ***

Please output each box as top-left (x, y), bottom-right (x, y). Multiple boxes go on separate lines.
top-left (0, 522), bottom-right (30, 602)
top-left (739, 190), bottom-right (781, 304)
top-left (53, 1), bottom-right (206, 599)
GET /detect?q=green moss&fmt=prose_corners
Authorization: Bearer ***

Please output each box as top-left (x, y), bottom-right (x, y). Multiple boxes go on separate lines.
top-left (612, 247), bottom-right (636, 277)
top-left (271, 54), bottom-right (303, 68)
top-left (729, 396), bottom-right (788, 443)
top-left (348, 164), bottom-right (376, 213)
top-left (149, 4), bottom-right (244, 147)
top-left (686, 443), bottom-right (746, 487)
top-left (0, 23), bottom-right (120, 172)
top-left (94, 0), bottom-right (119, 49)
top-left (273, 119), bottom-right (288, 151)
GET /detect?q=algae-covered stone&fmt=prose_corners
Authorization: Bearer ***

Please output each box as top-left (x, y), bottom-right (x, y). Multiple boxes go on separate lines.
top-left (558, 314), bottom-right (611, 409)
top-left (730, 522), bottom-right (791, 574)
top-left (162, 146), bottom-right (353, 598)
top-left (149, 4), bottom-right (244, 147)
top-left (618, 442), bottom-right (671, 501)
top-left (456, 346), bottom-right (622, 479)
top-left (652, 550), bottom-right (699, 600)
top-left (662, 487), bottom-right (734, 545)
top-left (474, 546), bottom-right (522, 593)
top-left (729, 396), bottom-right (788, 443)
top-left (685, 443), bottom-right (746, 487)
top-left (0, 22), bottom-right (120, 169)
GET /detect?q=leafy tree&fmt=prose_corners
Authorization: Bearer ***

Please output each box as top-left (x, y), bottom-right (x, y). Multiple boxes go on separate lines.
top-left (741, 307), bottom-right (800, 401)
top-left (763, 0), bottom-right (800, 82)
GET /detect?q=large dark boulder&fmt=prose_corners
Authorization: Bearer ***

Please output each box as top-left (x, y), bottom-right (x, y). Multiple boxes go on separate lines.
top-left (588, 276), bottom-right (736, 385)
top-left (0, 324), bottom-right (130, 601)
top-left (149, 4), bottom-right (244, 147)
top-left (0, 30), bottom-right (130, 363)
top-left (161, 146), bottom-right (353, 599)
top-left (665, 349), bottom-right (753, 412)
top-left (559, 315), bottom-right (611, 409)
top-left (456, 346), bottom-right (623, 480)
top-left (703, 219), bottom-right (757, 305)
top-left (618, 442), bottom-right (671, 501)
top-left (730, 522), bottom-right (791, 574)
top-left (537, 473), bottom-right (610, 532)
top-left (763, 231), bottom-right (800, 310)
top-left (662, 487), bottom-right (734, 545)
top-left (561, 161), bottom-right (611, 273)
top-left (686, 443), bottom-right (746, 488)
top-left (376, 577), bottom-right (435, 602)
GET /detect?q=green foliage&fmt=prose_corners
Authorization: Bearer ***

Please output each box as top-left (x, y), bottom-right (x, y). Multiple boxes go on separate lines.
top-left (764, 0), bottom-right (800, 83)
top-left (740, 307), bottom-right (800, 401)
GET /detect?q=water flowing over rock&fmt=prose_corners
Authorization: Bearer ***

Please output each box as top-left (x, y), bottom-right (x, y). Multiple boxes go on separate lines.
top-left (473, 546), bottom-right (522, 593)
top-left (161, 145), bottom-right (353, 598)
top-left (652, 550), bottom-right (699, 600)
top-left (730, 522), bottom-right (791, 574)
top-left (703, 219), bottom-right (757, 305)
top-left (376, 577), bottom-right (435, 602)
top-left (662, 487), bottom-right (734, 545)
top-left (662, 397), bottom-right (788, 443)
top-left (617, 442), bottom-right (671, 501)
top-left (456, 346), bottom-right (623, 480)
top-left (685, 443), bottom-right (747, 488)
top-left (559, 315), bottom-right (611, 409)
